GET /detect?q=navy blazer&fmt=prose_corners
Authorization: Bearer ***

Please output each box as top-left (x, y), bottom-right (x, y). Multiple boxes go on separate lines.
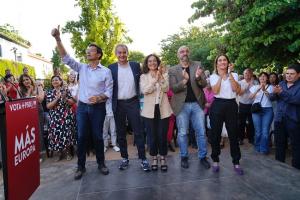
top-left (108, 61), bottom-right (141, 112)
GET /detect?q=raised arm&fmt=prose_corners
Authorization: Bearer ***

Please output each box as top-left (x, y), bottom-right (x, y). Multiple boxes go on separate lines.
top-left (51, 25), bottom-right (67, 58)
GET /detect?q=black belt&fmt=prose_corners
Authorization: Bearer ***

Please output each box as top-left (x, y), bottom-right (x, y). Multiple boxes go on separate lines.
top-left (214, 97), bottom-right (236, 102)
top-left (117, 96), bottom-right (138, 102)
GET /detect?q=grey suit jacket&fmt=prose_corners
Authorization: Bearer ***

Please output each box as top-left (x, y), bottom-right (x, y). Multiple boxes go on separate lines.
top-left (168, 61), bottom-right (207, 116)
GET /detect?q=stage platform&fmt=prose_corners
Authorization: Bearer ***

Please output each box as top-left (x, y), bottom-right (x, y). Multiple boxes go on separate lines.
top-left (28, 147), bottom-right (300, 200)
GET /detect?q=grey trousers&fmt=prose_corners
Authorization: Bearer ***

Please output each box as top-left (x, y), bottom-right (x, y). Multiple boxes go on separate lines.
top-left (103, 115), bottom-right (117, 147)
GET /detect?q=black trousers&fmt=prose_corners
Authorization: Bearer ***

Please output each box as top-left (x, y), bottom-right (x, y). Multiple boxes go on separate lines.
top-left (144, 105), bottom-right (169, 156)
top-left (209, 98), bottom-right (241, 164)
top-left (238, 103), bottom-right (254, 143)
top-left (115, 97), bottom-right (146, 160)
top-left (274, 119), bottom-right (300, 169)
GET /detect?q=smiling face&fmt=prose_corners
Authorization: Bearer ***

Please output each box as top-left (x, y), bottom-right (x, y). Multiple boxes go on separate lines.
top-left (147, 55), bottom-right (159, 72)
top-left (86, 46), bottom-right (101, 61)
top-left (177, 46), bottom-right (190, 63)
top-left (258, 73), bottom-right (268, 84)
top-left (116, 46), bottom-right (128, 63)
top-left (216, 55), bottom-right (229, 71)
top-left (22, 76), bottom-right (32, 87)
top-left (51, 76), bottom-right (62, 88)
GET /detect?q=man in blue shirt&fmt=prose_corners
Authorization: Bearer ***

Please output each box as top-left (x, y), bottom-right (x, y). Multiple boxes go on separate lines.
top-left (51, 26), bottom-right (113, 179)
top-left (271, 64), bottom-right (300, 169)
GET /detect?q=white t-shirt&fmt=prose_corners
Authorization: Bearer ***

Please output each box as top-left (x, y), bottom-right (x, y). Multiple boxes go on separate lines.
top-left (155, 82), bottom-right (161, 104)
top-left (210, 73), bottom-right (239, 99)
top-left (117, 64), bottom-right (136, 99)
top-left (249, 85), bottom-right (273, 107)
top-left (68, 84), bottom-right (79, 98)
top-left (239, 80), bottom-right (255, 104)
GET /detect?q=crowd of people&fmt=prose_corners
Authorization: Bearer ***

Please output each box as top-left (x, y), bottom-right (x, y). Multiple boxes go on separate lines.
top-left (0, 26), bottom-right (299, 180)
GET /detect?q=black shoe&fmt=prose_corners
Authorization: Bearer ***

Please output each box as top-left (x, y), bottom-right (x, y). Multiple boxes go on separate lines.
top-left (151, 158), bottom-right (158, 171)
top-left (74, 168), bottom-right (86, 180)
top-left (119, 159), bottom-right (129, 170)
top-left (168, 143), bottom-right (175, 152)
top-left (160, 157), bottom-right (168, 172)
top-left (200, 158), bottom-right (211, 169)
top-left (98, 163), bottom-right (109, 175)
top-left (181, 157), bottom-right (189, 169)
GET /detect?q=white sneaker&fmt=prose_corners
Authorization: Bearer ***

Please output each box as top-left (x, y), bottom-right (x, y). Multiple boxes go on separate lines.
top-left (113, 146), bottom-right (120, 152)
top-left (104, 146), bottom-right (108, 153)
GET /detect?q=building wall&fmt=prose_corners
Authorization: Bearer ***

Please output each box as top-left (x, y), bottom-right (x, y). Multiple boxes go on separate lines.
top-left (0, 37), bottom-right (53, 79)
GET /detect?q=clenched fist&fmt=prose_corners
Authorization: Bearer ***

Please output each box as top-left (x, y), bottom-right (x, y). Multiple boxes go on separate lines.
top-left (51, 25), bottom-right (61, 40)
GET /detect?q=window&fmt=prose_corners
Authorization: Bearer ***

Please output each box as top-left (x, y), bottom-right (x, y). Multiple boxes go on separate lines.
top-left (17, 52), bottom-right (22, 62)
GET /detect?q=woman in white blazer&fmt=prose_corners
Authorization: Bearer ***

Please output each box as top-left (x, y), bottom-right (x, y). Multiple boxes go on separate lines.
top-left (140, 54), bottom-right (173, 172)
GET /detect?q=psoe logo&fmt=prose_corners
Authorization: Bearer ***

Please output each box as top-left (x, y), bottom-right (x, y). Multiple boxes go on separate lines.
top-left (14, 125), bottom-right (36, 166)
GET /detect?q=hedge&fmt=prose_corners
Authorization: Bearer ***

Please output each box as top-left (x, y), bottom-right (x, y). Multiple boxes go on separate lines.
top-left (0, 58), bottom-right (36, 79)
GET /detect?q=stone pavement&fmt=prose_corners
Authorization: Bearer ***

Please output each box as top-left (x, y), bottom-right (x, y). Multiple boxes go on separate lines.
top-left (0, 136), bottom-right (299, 200)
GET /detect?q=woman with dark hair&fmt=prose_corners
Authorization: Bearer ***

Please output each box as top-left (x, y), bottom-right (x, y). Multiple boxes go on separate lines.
top-left (140, 54), bottom-right (173, 171)
top-left (46, 75), bottom-right (76, 161)
top-left (250, 72), bottom-right (274, 154)
top-left (269, 72), bottom-right (279, 86)
top-left (4, 74), bottom-right (19, 100)
top-left (209, 54), bottom-right (243, 175)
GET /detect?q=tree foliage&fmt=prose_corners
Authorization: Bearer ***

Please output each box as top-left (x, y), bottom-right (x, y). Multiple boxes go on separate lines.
top-left (63, 0), bottom-right (130, 66)
top-left (51, 48), bottom-right (70, 75)
top-left (128, 51), bottom-right (145, 63)
top-left (0, 59), bottom-right (35, 78)
top-left (189, 0), bottom-right (300, 70)
top-left (0, 24), bottom-right (31, 47)
top-left (160, 27), bottom-right (221, 71)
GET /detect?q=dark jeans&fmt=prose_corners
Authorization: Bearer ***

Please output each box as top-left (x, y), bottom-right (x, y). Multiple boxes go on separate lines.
top-left (115, 97), bottom-right (146, 160)
top-left (275, 119), bottom-right (300, 169)
top-left (209, 98), bottom-right (241, 165)
top-left (144, 105), bottom-right (169, 156)
top-left (238, 103), bottom-right (254, 143)
top-left (77, 101), bottom-right (106, 170)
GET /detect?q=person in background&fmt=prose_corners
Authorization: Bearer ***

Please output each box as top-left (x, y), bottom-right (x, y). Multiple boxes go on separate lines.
top-left (203, 79), bottom-right (214, 141)
top-left (169, 46), bottom-right (210, 169)
top-left (140, 54), bottom-right (172, 172)
top-left (109, 44), bottom-right (150, 172)
top-left (46, 76), bottom-right (76, 162)
top-left (5, 69), bottom-right (11, 76)
top-left (209, 55), bottom-right (243, 175)
top-left (67, 72), bottom-right (79, 113)
top-left (22, 67), bottom-right (29, 76)
top-left (250, 72), bottom-right (274, 155)
top-left (238, 68), bottom-right (255, 145)
top-left (103, 99), bottom-right (120, 152)
top-left (269, 72), bottom-right (279, 146)
top-left (19, 74), bottom-right (45, 160)
top-left (166, 88), bottom-right (176, 152)
top-left (4, 74), bottom-right (19, 100)
top-left (52, 26), bottom-right (112, 180)
top-left (270, 64), bottom-right (300, 169)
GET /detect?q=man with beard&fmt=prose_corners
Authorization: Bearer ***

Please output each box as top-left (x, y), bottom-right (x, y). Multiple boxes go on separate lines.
top-left (169, 46), bottom-right (210, 169)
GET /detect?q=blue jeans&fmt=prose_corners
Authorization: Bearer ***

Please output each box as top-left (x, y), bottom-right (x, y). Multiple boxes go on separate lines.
top-left (252, 107), bottom-right (274, 153)
top-left (77, 101), bottom-right (106, 169)
top-left (176, 102), bottom-right (207, 159)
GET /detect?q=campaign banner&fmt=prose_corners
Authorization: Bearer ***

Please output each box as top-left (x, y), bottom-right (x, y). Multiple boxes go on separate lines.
top-left (5, 98), bottom-right (40, 200)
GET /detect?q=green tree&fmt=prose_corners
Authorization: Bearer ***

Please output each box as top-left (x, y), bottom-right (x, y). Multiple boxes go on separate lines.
top-left (128, 51), bottom-right (145, 63)
top-left (51, 48), bottom-right (69, 75)
top-left (63, 0), bottom-right (130, 66)
top-left (160, 27), bottom-right (221, 71)
top-left (190, 0), bottom-right (300, 71)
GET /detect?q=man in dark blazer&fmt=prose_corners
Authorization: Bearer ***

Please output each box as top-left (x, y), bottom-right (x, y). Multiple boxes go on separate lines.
top-left (169, 45), bottom-right (210, 169)
top-left (108, 44), bottom-right (150, 171)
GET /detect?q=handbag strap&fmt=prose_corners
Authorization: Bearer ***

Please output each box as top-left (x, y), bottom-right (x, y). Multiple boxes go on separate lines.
top-left (259, 85), bottom-right (269, 103)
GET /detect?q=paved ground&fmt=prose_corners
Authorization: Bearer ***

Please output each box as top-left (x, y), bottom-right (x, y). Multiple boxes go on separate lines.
top-left (0, 135), bottom-right (298, 200)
